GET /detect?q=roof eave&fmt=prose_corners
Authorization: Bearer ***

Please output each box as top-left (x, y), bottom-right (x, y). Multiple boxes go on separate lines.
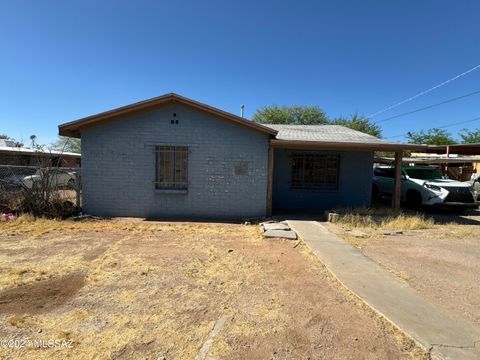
top-left (270, 139), bottom-right (427, 152)
top-left (58, 93), bottom-right (278, 138)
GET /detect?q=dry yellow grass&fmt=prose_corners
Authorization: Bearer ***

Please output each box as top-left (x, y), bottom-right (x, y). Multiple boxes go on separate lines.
top-left (382, 214), bottom-right (434, 230)
top-left (424, 223), bottom-right (475, 239)
top-left (0, 214), bottom-right (235, 235)
top-left (0, 217), bottom-right (274, 360)
top-left (0, 216), bottom-right (426, 359)
top-left (334, 208), bottom-right (434, 231)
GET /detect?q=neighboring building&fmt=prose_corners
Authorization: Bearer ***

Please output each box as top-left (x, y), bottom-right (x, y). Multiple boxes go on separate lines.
top-left (59, 93), bottom-right (422, 218)
top-left (0, 140), bottom-right (81, 167)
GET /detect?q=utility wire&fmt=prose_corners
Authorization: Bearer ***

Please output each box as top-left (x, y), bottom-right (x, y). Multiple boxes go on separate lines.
top-left (367, 63), bottom-right (480, 118)
top-left (385, 115), bottom-right (480, 139)
top-left (374, 89), bottom-right (480, 124)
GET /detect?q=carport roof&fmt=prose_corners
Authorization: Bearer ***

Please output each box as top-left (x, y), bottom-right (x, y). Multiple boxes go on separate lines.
top-left (266, 124), bottom-right (427, 151)
top-left (421, 143), bottom-right (480, 155)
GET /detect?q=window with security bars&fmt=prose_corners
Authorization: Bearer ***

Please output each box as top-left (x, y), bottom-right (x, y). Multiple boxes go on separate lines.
top-left (155, 146), bottom-right (188, 190)
top-left (291, 154), bottom-right (339, 189)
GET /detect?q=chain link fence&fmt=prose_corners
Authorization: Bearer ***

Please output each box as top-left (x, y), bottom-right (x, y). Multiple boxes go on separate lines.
top-left (0, 165), bottom-right (81, 218)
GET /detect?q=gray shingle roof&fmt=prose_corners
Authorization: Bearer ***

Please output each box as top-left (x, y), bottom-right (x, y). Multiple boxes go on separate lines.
top-left (264, 124), bottom-right (386, 143)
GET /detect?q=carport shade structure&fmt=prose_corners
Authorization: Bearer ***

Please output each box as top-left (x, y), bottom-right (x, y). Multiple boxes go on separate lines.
top-left (422, 143), bottom-right (480, 156)
top-left (264, 125), bottom-right (427, 215)
top-left (410, 143), bottom-right (480, 174)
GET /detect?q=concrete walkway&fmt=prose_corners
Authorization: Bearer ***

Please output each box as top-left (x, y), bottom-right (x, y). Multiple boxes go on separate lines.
top-left (288, 220), bottom-right (480, 360)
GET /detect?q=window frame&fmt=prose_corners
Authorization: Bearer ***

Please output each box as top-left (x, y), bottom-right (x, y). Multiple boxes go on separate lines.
top-left (155, 145), bottom-right (189, 191)
top-left (290, 153), bottom-right (340, 190)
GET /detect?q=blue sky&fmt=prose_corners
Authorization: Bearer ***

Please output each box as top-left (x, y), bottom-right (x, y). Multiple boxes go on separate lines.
top-left (1, 0), bottom-right (479, 145)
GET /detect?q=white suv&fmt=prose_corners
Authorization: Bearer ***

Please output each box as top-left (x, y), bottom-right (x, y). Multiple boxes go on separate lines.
top-left (5, 168), bottom-right (76, 189)
top-left (373, 166), bottom-right (477, 209)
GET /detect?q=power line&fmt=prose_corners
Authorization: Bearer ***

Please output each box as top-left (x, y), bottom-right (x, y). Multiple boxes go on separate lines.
top-left (385, 115), bottom-right (480, 139)
top-left (374, 89), bottom-right (480, 124)
top-left (367, 63), bottom-right (480, 118)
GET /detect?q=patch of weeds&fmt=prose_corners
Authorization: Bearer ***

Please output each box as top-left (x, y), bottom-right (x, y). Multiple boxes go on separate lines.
top-left (333, 208), bottom-right (434, 231)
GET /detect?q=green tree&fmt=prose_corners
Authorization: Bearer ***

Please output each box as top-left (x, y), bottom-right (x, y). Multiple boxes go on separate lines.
top-left (51, 136), bottom-right (81, 153)
top-left (252, 105), bottom-right (328, 125)
top-left (330, 113), bottom-right (382, 138)
top-left (459, 128), bottom-right (480, 144)
top-left (406, 128), bottom-right (455, 145)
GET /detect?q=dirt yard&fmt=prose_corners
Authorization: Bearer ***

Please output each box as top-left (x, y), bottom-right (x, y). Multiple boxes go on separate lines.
top-left (331, 210), bottom-right (480, 331)
top-left (0, 217), bottom-right (423, 359)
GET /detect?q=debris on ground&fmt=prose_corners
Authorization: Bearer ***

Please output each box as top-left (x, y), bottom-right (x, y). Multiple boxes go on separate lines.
top-left (380, 230), bottom-right (404, 236)
top-left (1, 213), bottom-right (15, 221)
top-left (344, 229), bottom-right (368, 238)
top-left (68, 214), bottom-right (103, 221)
top-left (325, 211), bottom-right (340, 222)
top-left (260, 221), bottom-right (297, 240)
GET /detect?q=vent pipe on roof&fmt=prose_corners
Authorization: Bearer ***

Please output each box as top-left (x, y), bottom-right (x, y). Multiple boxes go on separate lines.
top-left (240, 105), bottom-right (245, 118)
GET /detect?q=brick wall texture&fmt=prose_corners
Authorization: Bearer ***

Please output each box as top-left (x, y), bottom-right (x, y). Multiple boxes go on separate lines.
top-left (81, 103), bottom-right (270, 219)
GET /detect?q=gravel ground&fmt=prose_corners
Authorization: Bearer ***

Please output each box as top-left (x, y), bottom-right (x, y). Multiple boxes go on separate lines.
top-left (332, 210), bottom-right (480, 329)
top-left (361, 229), bottom-right (480, 327)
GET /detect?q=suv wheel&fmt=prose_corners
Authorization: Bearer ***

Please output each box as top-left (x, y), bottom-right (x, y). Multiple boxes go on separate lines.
top-left (406, 190), bottom-right (422, 207)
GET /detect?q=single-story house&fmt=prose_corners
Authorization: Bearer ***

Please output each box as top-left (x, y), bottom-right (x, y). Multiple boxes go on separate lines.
top-left (58, 93), bottom-right (423, 219)
top-left (0, 139), bottom-right (81, 167)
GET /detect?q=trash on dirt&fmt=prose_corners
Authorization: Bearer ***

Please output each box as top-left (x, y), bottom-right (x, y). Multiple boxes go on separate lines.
top-left (1, 213), bottom-right (15, 221)
top-left (349, 230), bottom-right (368, 238)
top-left (325, 212), bottom-right (340, 222)
top-left (69, 214), bottom-right (102, 221)
top-left (379, 230), bottom-right (404, 236)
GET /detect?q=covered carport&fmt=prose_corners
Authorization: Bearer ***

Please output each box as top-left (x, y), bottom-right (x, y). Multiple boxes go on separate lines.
top-left (264, 125), bottom-right (427, 216)
top-left (375, 155), bottom-right (480, 181)
top-left (422, 143), bottom-right (480, 156)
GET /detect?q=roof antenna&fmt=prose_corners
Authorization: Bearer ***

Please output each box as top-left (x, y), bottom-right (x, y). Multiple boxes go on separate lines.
top-left (240, 105), bottom-right (245, 118)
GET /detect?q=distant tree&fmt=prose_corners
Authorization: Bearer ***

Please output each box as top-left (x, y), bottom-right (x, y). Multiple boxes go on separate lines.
top-left (252, 105), bottom-right (329, 125)
top-left (459, 128), bottom-right (480, 144)
top-left (51, 136), bottom-right (81, 153)
top-left (252, 105), bottom-right (383, 137)
top-left (330, 113), bottom-right (382, 138)
top-left (406, 128), bottom-right (455, 145)
top-left (0, 134), bottom-right (10, 139)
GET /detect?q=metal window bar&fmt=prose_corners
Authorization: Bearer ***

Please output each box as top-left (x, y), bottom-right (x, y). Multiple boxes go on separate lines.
top-left (291, 154), bottom-right (339, 189)
top-left (155, 146), bottom-right (189, 189)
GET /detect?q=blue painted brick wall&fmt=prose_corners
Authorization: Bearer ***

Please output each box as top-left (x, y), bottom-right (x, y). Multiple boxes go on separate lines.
top-left (272, 149), bottom-right (373, 210)
top-left (81, 103), bottom-right (270, 218)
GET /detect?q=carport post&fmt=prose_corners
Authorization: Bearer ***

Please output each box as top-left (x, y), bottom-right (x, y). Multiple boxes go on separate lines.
top-left (266, 145), bottom-right (274, 217)
top-left (392, 151), bottom-right (403, 210)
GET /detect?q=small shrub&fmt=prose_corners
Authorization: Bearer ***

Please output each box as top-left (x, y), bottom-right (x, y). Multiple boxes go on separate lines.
top-left (0, 167), bottom-right (79, 219)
